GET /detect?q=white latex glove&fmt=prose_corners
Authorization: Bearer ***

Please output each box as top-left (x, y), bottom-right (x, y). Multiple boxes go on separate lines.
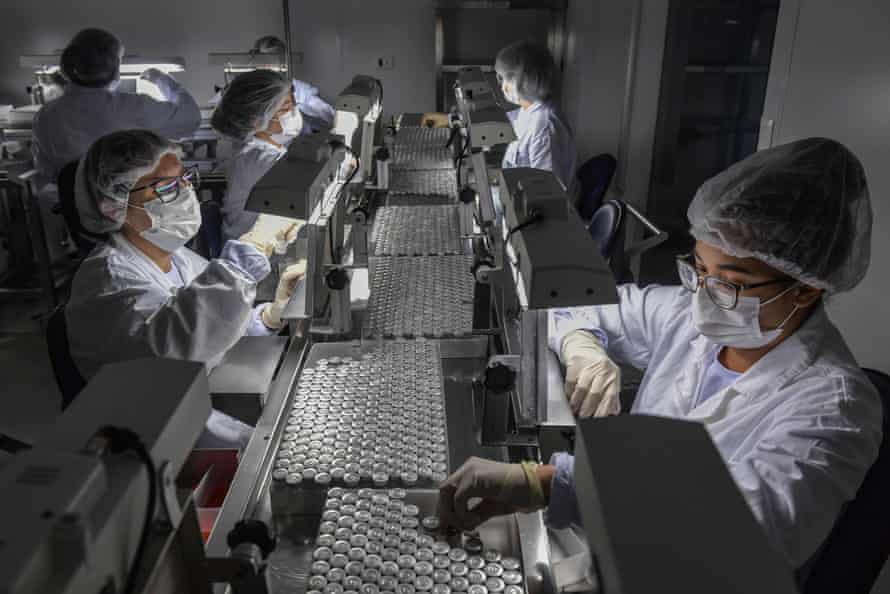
top-left (561, 330), bottom-right (621, 418)
top-left (139, 67), bottom-right (170, 84)
top-left (239, 214), bottom-right (303, 257)
top-left (261, 260), bottom-right (306, 329)
top-left (438, 457), bottom-right (546, 532)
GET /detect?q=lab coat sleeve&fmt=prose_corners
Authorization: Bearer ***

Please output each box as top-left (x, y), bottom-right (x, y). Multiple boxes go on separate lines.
top-left (548, 284), bottom-right (683, 370)
top-left (726, 376), bottom-right (883, 566)
top-left (30, 110), bottom-right (57, 192)
top-left (126, 73), bottom-right (202, 140)
top-left (527, 126), bottom-right (555, 175)
top-left (247, 303), bottom-right (277, 336)
top-left (292, 78), bottom-right (335, 127)
top-left (546, 452), bottom-right (582, 529)
top-left (94, 257), bottom-right (259, 365)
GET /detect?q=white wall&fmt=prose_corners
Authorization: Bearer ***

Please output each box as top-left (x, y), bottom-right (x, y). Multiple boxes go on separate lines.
top-left (562, 0), bottom-right (669, 270)
top-left (287, 0), bottom-right (436, 118)
top-left (0, 0), bottom-right (284, 106)
top-left (761, 0), bottom-right (890, 375)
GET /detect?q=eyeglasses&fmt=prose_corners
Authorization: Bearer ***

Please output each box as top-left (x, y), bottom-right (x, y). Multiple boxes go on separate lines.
top-left (130, 165), bottom-right (200, 203)
top-left (676, 253), bottom-right (793, 310)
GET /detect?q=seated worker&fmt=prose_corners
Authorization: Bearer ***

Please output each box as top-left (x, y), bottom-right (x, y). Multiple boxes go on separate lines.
top-left (436, 138), bottom-right (881, 569)
top-left (32, 28), bottom-right (201, 191)
top-left (212, 69), bottom-right (325, 240)
top-left (66, 130), bottom-right (304, 447)
top-left (423, 41), bottom-right (576, 193)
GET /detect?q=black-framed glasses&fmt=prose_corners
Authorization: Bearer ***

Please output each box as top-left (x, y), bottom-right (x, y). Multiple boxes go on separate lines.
top-left (130, 165), bottom-right (200, 203)
top-left (676, 253), bottom-right (794, 310)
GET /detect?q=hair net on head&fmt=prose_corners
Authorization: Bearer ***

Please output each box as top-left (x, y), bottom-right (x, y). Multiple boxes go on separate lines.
top-left (688, 137), bottom-right (872, 293)
top-left (60, 28), bottom-right (123, 88)
top-left (495, 41), bottom-right (558, 103)
top-left (211, 70), bottom-right (291, 141)
top-left (75, 130), bottom-right (180, 234)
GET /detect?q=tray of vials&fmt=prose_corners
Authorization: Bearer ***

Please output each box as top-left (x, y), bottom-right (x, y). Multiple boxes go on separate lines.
top-left (363, 256), bottom-right (475, 338)
top-left (271, 341), bottom-right (448, 494)
top-left (389, 169), bottom-right (458, 202)
top-left (307, 488), bottom-right (527, 594)
top-left (391, 127), bottom-right (455, 171)
top-left (371, 206), bottom-right (463, 257)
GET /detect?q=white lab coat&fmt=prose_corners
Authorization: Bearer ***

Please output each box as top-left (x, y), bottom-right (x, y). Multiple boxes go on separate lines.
top-left (503, 101), bottom-right (577, 194)
top-left (222, 138), bottom-right (286, 241)
top-left (31, 75), bottom-right (201, 191)
top-left (549, 284), bottom-right (883, 567)
top-left (66, 235), bottom-right (275, 449)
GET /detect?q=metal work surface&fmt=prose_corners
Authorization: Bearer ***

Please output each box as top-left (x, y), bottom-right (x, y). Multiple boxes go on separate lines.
top-left (364, 256), bottom-right (475, 338)
top-left (389, 169), bottom-right (458, 202)
top-left (270, 340), bottom-right (449, 493)
top-left (371, 205), bottom-right (464, 256)
top-left (391, 127), bottom-right (455, 170)
top-left (385, 193), bottom-right (458, 207)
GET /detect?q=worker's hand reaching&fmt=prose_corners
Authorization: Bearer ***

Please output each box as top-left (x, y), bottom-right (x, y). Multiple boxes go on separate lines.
top-left (561, 330), bottom-right (622, 418)
top-left (262, 260), bottom-right (306, 329)
top-left (239, 214), bottom-right (303, 258)
top-left (437, 457), bottom-right (547, 532)
top-left (139, 67), bottom-right (171, 84)
top-left (420, 112), bottom-right (450, 128)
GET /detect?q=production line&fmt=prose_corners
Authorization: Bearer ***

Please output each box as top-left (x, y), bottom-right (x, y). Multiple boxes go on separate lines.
top-left (0, 66), bottom-right (800, 594)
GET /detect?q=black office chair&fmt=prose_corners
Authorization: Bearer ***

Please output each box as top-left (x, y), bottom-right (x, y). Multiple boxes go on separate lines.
top-left (798, 368), bottom-right (890, 594)
top-left (576, 153), bottom-right (617, 222)
top-left (588, 199), bottom-right (669, 283)
top-left (57, 160), bottom-right (107, 255)
top-left (45, 304), bottom-right (86, 410)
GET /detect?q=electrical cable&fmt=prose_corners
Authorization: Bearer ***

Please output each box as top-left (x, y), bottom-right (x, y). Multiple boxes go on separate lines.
top-left (506, 209), bottom-right (545, 242)
top-left (94, 426), bottom-right (156, 594)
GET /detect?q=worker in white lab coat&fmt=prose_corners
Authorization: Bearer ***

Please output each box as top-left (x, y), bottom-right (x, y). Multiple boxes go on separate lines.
top-left (436, 138), bottom-right (882, 569)
top-left (423, 41), bottom-right (576, 193)
top-left (31, 28), bottom-right (201, 191)
top-left (66, 130), bottom-right (304, 448)
top-left (211, 69), bottom-right (328, 240)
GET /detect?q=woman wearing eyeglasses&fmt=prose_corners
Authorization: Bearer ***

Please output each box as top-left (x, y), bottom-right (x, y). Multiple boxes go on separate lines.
top-left (436, 138), bottom-right (881, 569)
top-left (65, 130), bottom-right (305, 447)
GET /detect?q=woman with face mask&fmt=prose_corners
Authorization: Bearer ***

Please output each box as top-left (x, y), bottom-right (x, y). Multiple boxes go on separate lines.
top-left (435, 138), bottom-right (881, 569)
top-left (212, 70), bottom-right (319, 241)
top-left (65, 130), bottom-right (304, 448)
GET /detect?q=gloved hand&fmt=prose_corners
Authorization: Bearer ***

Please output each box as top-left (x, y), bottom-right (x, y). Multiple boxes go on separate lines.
top-left (139, 67), bottom-right (171, 84)
top-left (261, 260), bottom-right (306, 329)
top-left (239, 214), bottom-right (303, 257)
top-left (561, 330), bottom-right (621, 418)
top-left (437, 457), bottom-right (546, 531)
top-left (421, 112), bottom-right (450, 128)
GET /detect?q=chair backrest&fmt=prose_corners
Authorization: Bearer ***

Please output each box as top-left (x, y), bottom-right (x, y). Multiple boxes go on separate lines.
top-left (576, 153), bottom-right (617, 222)
top-left (798, 368), bottom-right (890, 594)
top-left (57, 160), bottom-right (107, 255)
top-left (588, 200), bottom-right (624, 260)
top-left (45, 305), bottom-right (86, 410)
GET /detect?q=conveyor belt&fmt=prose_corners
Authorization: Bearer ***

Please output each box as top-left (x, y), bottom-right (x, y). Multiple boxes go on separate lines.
top-left (371, 205), bottom-right (463, 256)
top-left (385, 193), bottom-right (457, 207)
top-left (364, 256), bottom-right (475, 338)
top-left (391, 127), bottom-right (454, 170)
top-left (271, 341), bottom-right (448, 490)
top-left (389, 169), bottom-right (458, 202)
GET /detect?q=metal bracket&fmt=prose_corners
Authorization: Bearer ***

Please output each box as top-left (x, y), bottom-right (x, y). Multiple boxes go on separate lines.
top-left (158, 461), bottom-right (182, 528)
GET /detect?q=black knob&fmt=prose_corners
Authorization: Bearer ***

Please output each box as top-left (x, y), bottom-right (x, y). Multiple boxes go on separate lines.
top-left (326, 268), bottom-right (349, 290)
top-left (375, 147), bottom-right (390, 161)
top-left (485, 363), bottom-right (516, 394)
top-left (227, 520), bottom-right (276, 558)
top-left (459, 187), bottom-right (476, 204)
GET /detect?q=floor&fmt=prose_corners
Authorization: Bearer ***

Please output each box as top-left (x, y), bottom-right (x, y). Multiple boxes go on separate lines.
top-left (0, 293), bottom-right (61, 450)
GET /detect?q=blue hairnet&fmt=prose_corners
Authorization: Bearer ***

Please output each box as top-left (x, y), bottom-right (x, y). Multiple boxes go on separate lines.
top-left (494, 41), bottom-right (558, 103)
top-left (688, 137), bottom-right (872, 293)
top-left (211, 69), bottom-right (290, 141)
top-left (60, 28), bottom-right (122, 88)
top-left (75, 130), bottom-right (180, 233)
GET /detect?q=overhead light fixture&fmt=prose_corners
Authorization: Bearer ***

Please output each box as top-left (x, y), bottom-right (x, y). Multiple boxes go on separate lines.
top-left (19, 54), bottom-right (186, 76)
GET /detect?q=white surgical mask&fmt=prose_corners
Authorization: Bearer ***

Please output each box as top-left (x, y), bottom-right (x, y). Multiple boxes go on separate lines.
top-left (692, 283), bottom-right (800, 349)
top-left (271, 109), bottom-right (303, 145)
top-left (129, 186), bottom-right (202, 253)
top-left (501, 80), bottom-right (521, 105)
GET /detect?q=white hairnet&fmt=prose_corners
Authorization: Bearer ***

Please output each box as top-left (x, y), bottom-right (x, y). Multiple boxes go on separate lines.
top-left (211, 70), bottom-right (291, 141)
top-left (494, 41), bottom-right (558, 103)
top-left (688, 137), bottom-right (872, 293)
top-left (75, 130), bottom-right (180, 234)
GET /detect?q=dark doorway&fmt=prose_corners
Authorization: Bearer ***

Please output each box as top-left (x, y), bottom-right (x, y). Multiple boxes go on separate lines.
top-left (639, 0), bottom-right (780, 285)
